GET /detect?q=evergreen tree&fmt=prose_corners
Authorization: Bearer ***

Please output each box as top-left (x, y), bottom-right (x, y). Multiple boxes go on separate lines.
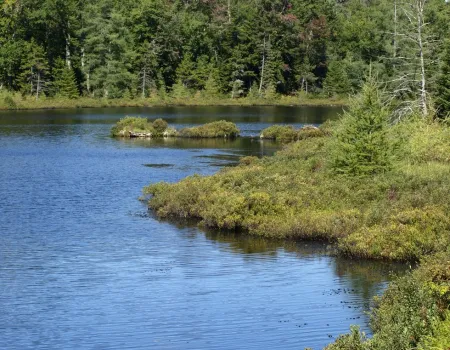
top-left (20, 41), bottom-right (49, 99)
top-left (436, 41), bottom-right (450, 118)
top-left (323, 61), bottom-right (351, 97)
top-left (331, 79), bottom-right (391, 176)
top-left (203, 70), bottom-right (221, 98)
top-left (52, 58), bottom-right (79, 98)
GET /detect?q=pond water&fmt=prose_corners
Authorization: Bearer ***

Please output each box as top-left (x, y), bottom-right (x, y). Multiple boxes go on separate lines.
top-left (0, 106), bottom-right (406, 350)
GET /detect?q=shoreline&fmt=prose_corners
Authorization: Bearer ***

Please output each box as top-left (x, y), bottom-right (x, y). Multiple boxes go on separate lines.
top-left (0, 96), bottom-right (348, 111)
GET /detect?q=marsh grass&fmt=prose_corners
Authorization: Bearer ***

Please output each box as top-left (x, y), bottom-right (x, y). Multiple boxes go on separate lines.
top-left (0, 90), bottom-right (348, 110)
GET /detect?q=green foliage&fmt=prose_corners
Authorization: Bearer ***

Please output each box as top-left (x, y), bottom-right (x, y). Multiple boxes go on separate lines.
top-left (323, 61), bottom-right (351, 97)
top-left (152, 118), bottom-right (168, 133)
top-left (260, 125), bottom-right (298, 141)
top-left (331, 81), bottom-right (391, 176)
top-left (111, 116), bottom-right (154, 136)
top-left (179, 121), bottom-right (240, 138)
top-left (260, 125), bottom-right (325, 142)
top-left (1, 0), bottom-right (450, 103)
top-left (436, 40), bottom-right (450, 118)
top-left (324, 326), bottom-right (367, 350)
top-left (52, 59), bottom-right (79, 99)
top-left (145, 105), bottom-right (450, 261)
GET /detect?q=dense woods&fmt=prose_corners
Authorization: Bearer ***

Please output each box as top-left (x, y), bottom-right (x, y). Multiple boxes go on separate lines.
top-left (0, 0), bottom-right (449, 112)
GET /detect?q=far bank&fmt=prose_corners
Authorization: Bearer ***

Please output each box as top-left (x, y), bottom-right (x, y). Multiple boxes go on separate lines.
top-left (0, 93), bottom-right (348, 111)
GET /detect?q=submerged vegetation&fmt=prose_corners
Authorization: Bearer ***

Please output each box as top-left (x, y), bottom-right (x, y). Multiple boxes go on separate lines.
top-left (111, 117), bottom-right (239, 139)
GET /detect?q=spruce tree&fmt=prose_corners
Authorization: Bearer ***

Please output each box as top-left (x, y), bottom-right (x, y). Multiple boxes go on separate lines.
top-left (331, 79), bottom-right (391, 176)
top-left (57, 68), bottom-right (79, 99)
top-left (323, 61), bottom-right (351, 97)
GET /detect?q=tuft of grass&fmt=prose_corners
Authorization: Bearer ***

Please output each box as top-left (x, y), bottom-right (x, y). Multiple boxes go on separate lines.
top-left (178, 120), bottom-right (240, 138)
top-left (260, 125), bottom-right (325, 142)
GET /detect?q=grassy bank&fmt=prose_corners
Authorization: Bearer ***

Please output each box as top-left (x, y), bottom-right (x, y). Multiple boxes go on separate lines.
top-left (144, 117), bottom-right (450, 261)
top-left (0, 91), bottom-right (348, 111)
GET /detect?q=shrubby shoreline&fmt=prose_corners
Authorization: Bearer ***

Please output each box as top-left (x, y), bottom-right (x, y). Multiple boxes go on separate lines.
top-left (143, 82), bottom-right (450, 349)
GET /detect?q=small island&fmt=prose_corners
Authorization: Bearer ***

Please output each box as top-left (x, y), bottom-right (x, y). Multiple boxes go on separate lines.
top-left (111, 117), bottom-right (240, 139)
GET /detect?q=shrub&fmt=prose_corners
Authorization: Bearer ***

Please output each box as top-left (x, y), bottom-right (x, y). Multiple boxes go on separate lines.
top-left (260, 125), bottom-right (297, 141)
top-left (260, 125), bottom-right (324, 142)
top-left (327, 251), bottom-right (450, 350)
top-left (178, 120), bottom-right (239, 138)
top-left (152, 118), bottom-right (169, 133)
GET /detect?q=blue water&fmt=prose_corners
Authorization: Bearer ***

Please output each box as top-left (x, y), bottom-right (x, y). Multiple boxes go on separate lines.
top-left (0, 106), bottom-right (404, 349)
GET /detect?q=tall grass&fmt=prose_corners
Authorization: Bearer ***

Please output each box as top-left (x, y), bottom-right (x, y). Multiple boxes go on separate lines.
top-left (0, 90), bottom-right (348, 110)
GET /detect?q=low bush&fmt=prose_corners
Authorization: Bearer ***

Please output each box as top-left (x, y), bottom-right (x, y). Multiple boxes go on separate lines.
top-left (260, 124), bottom-right (324, 142)
top-left (178, 120), bottom-right (240, 138)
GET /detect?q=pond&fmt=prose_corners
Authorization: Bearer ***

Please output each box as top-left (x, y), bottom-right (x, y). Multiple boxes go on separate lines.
top-left (0, 106), bottom-right (406, 350)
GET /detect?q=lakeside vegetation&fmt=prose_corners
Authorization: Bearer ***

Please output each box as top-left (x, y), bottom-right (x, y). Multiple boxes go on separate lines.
top-left (0, 90), bottom-right (347, 111)
top-left (143, 80), bottom-right (450, 348)
top-left (111, 117), bottom-right (239, 138)
top-left (144, 82), bottom-right (450, 262)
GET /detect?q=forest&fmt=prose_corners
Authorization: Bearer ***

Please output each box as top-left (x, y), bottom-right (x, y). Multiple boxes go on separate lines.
top-left (0, 0), bottom-right (449, 111)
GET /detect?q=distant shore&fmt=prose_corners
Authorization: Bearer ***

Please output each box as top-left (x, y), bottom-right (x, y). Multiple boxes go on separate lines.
top-left (0, 95), bottom-right (348, 111)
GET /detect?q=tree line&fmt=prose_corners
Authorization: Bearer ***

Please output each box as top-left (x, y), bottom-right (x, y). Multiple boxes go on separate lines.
top-left (0, 0), bottom-right (449, 113)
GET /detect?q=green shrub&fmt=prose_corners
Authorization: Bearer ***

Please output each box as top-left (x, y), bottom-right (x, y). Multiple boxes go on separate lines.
top-left (178, 120), bottom-right (239, 138)
top-left (260, 125), bottom-right (298, 141)
top-left (152, 118), bottom-right (169, 133)
top-left (260, 125), bottom-right (324, 142)
top-left (4, 94), bottom-right (18, 109)
top-left (324, 326), bottom-right (367, 350)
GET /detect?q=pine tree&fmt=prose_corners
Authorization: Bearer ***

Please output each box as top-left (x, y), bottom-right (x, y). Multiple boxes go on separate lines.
top-left (53, 59), bottom-right (79, 99)
top-left (331, 79), bottom-right (391, 176)
top-left (20, 41), bottom-right (49, 100)
top-left (323, 61), bottom-right (351, 97)
top-left (203, 70), bottom-right (221, 98)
